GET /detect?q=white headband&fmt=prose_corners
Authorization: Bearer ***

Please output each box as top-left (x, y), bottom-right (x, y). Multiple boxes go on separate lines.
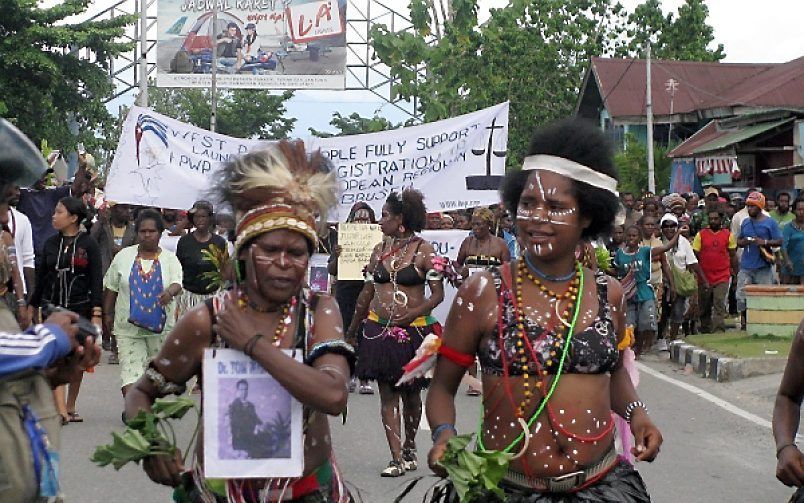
top-left (521, 155), bottom-right (619, 195)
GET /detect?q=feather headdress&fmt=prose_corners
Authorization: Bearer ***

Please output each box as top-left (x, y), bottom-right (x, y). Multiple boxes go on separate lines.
top-left (217, 140), bottom-right (338, 253)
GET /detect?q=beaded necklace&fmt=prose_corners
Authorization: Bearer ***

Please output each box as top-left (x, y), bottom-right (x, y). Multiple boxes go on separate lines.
top-left (514, 259), bottom-right (580, 416)
top-left (477, 261), bottom-right (584, 455)
top-left (238, 290), bottom-right (295, 346)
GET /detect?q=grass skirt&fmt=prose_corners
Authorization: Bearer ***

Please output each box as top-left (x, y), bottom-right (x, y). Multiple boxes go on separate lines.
top-left (355, 318), bottom-right (438, 393)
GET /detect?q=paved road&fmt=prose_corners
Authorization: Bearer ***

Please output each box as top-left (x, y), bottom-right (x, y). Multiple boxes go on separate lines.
top-left (60, 353), bottom-right (796, 502)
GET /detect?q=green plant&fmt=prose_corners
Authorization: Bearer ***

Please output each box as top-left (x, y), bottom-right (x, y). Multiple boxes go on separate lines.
top-left (92, 396), bottom-right (199, 470)
top-left (437, 434), bottom-right (512, 502)
top-left (200, 244), bottom-right (231, 290)
top-left (595, 246), bottom-right (613, 272)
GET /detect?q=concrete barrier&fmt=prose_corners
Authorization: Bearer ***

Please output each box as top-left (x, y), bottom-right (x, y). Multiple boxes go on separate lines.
top-left (745, 285), bottom-right (804, 337)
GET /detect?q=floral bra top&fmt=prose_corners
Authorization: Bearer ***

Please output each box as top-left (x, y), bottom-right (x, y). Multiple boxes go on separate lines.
top-left (477, 267), bottom-right (619, 376)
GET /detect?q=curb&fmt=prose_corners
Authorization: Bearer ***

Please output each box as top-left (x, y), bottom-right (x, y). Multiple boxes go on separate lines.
top-left (667, 340), bottom-right (787, 382)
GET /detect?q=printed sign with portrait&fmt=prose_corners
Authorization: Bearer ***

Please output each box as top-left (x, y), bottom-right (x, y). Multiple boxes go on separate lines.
top-left (203, 349), bottom-right (304, 478)
top-left (307, 253), bottom-right (331, 293)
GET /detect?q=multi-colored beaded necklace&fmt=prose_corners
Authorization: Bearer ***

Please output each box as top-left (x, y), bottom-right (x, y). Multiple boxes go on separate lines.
top-left (238, 291), bottom-right (295, 346)
top-left (477, 260), bottom-right (584, 455)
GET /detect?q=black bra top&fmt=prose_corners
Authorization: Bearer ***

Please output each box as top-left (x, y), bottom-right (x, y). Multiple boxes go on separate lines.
top-left (477, 267), bottom-right (619, 376)
top-left (465, 254), bottom-right (502, 268)
top-left (373, 240), bottom-right (426, 286)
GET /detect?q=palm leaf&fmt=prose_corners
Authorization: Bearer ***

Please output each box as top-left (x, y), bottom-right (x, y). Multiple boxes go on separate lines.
top-left (200, 244), bottom-right (231, 290)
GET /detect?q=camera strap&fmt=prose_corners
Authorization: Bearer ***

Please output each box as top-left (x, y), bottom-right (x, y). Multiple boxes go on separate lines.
top-left (22, 403), bottom-right (60, 497)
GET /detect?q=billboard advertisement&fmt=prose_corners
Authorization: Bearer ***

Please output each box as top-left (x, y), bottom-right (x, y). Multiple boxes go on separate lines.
top-left (156, 0), bottom-right (346, 89)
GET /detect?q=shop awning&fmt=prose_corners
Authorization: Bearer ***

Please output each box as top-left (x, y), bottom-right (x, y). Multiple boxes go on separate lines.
top-left (695, 156), bottom-right (741, 179)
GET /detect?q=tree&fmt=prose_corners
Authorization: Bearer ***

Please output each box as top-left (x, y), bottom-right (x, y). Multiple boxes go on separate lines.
top-left (0, 0), bottom-right (135, 152)
top-left (371, 0), bottom-right (630, 168)
top-left (614, 134), bottom-right (673, 194)
top-left (148, 87), bottom-right (296, 140)
top-left (309, 112), bottom-right (407, 137)
top-left (621, 0), bottom-right (725, 61)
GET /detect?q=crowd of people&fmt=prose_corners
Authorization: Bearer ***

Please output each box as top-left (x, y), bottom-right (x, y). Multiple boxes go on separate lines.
top-left (0, 115), bottom-right (801, 503)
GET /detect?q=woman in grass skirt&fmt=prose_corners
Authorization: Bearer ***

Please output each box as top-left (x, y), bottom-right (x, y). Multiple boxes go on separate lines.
top-left (347, 189), bottom-right (445, 478)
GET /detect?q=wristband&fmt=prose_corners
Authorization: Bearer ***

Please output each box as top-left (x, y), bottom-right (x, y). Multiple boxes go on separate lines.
top-left (431, 423), bottom-right (457, 443)
top-left (244, 333), bottom-right (265, 358)
top-left (776, 443), bottom-right (797, 459)
top-left (624, 400), bottom-right (648, 423)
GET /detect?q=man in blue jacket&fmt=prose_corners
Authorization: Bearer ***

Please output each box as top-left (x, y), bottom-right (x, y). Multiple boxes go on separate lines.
top-left (0, 118), bottom-right (101, 503)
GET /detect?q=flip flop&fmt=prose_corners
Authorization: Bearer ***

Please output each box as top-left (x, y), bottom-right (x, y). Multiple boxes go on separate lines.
top-left (68, 412), bottom-right (83, 423)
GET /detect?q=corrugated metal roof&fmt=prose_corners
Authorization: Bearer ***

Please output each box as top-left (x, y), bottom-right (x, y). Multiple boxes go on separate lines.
top-left (668, 118), bottom-right (793, 157)
top-left (715, 56), bottom-right (804, 108)
top-left (591, 57), bottom-right (775, 118)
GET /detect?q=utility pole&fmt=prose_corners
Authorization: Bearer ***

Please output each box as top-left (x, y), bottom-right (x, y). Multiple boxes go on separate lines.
top-left (210, 1), bottom-right (218, 132)
top-left (138, 0), bottom-right (148, 106)
top-left (646, 42), bottom-right (655, 194)
top-left (666, 78), bottom-right (679, 145)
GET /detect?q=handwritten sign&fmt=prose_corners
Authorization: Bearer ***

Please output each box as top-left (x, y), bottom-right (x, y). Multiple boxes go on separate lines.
top-left (337, 223), bottom-right (383, 281)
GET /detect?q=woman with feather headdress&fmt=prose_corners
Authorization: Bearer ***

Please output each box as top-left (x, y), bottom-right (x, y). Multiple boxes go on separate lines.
top-left (124, 140), bottom-right (355, 502)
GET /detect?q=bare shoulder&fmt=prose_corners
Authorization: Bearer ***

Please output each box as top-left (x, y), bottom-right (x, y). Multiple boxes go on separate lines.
top-left (168, 301), bottom-right (214, 346)
top-left (459, 269), bottom-right (498, 304)
top-left (311, 293), bottom-right (345, 342)
top-left (604, 273), bottom-right (624, 305)
top-left (417, 238), bottom-right (436, 255)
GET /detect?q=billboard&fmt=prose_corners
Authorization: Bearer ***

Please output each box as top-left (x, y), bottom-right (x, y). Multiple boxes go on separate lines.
top-left (156, 0), bottom-right (346, 89)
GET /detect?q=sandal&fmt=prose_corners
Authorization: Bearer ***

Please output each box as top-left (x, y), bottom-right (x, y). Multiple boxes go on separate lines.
top-left (359, 384), bottom-right (374, 395)
top-left (402, 448), bottom-right (418, 471)
top-left (67, 411), bottom-right (83, 423)
top-left (60, 413), bottom-right (70, 426)
top-left (380, 460), bottom-right (406, 477)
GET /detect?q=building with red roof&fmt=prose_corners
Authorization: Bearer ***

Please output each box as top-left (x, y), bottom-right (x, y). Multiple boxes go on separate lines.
top-left (576, 56), bottom-right (804, 191)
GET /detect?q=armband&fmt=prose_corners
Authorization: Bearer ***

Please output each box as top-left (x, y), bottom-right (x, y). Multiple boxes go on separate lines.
top-left (425, 269), bottom-right (444, 281)
top-left (439, 345), bottom-right (475, 368)
top-left (305, 340), bottom-right (356, 376)
top-left (144, 363), bottom-right (187, 396)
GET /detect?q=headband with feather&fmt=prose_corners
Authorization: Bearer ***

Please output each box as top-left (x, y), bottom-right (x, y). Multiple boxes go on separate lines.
top-left (220, 140), bottom-right (338, 254)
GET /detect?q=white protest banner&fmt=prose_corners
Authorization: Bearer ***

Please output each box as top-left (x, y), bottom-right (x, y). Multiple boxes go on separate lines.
top-left (105, 102), bottom-right (509, 217)
top-left (310, 102), bottom-right (508, 220)
top-left (337, 223), bottom-right (382, 280)
top-left (419, 229), bottom-right (467, 325)
top-left (156, 0), bottom-right (346, 89)
top-left (105, 108), bottom-right (262, 209)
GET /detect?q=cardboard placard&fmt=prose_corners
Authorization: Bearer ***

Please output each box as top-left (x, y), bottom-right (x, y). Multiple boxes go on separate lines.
top-left (337, 223), bottom-right (383, 281)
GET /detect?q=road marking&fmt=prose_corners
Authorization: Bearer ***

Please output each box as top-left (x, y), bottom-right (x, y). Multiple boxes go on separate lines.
top-left (636, 362), bottom-right (775, 430)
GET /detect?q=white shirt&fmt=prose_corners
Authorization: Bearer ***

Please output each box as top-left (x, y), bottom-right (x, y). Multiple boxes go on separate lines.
top-left (666, 235), bottom-right (697, 271)
top-left (159, 230), bottom-right (182, 254)
top-left (8, 208), bottom-right (34, 294)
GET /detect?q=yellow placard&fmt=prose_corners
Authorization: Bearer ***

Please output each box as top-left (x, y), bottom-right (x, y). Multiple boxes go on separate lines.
top-left (337, 223), bottom-right (383, 281)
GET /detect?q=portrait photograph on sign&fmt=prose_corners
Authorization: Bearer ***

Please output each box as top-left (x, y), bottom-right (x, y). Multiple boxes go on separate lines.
top-left (203, 349), bottom-right (303, 478)
top-left (308, 253), bottom-right (331, 293)
top-left (156, 0), bottom-right (346, 89)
